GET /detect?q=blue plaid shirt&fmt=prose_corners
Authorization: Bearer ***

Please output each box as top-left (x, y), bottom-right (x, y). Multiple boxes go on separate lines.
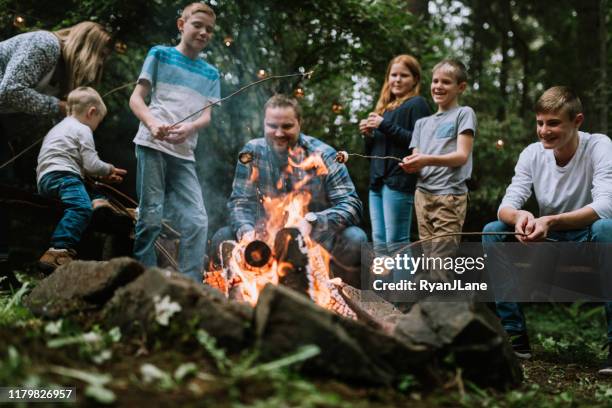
top-left (228, 134), bottom-right (363, 238)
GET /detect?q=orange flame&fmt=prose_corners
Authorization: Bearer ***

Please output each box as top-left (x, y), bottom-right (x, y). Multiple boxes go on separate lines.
top-left (208, 151), bottom-right (355, 318)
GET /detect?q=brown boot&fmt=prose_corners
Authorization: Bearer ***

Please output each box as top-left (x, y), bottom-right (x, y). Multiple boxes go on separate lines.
top-left (38, 248), bottom-right (76, 273)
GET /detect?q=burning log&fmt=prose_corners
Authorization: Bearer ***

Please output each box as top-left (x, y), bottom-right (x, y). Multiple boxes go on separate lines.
top-left (244, 240), bottom-right (272, 267)
top-left (274, 228), bottom-right (309, 295)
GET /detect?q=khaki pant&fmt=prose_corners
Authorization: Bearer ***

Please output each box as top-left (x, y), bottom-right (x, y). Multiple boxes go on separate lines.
top-left (414, 189), bottom-right (468, 241)
top-left (414, 190), bottom-right (468, 282)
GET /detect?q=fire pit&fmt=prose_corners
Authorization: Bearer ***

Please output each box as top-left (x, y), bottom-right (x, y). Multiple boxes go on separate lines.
top-left (206, 200), bottom-right (357, 319)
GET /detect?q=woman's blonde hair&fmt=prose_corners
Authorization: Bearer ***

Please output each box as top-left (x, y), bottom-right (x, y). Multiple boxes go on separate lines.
top-left (374, 54), bottom-right (422, 115)
top-left (54, 22), bottom-right (112, 95)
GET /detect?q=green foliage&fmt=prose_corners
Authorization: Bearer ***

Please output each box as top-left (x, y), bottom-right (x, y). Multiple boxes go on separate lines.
top-left (526, 303), bottom-right (606, 363)
top-left (45, 322), bottom-right (122, 365)
top-left (195, 329), bottom-right (346, 407)
top-left (49, 365), bottom-right (116, 404)
top-left (0, 281), bottom-right (33, 326)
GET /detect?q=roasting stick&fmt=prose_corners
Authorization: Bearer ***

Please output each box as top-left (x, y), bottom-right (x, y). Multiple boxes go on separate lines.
top-left (334, 151), bottom-right (402, 163)
top-left (0, 71), bottom-right (314, 170)
top-left (171, 71), bottom-right (313, 127)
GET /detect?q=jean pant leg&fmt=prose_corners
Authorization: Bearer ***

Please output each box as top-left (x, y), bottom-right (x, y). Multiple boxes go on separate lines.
top-left (165, 156), bottom-right (207, 282)
top-left (382, 185), bottom-right (413, 244)
top-left (209, 226), bottom-right (236, 269)
top-left (133, 146), bottom-right (166, 268)
top-left (590, 219), bottom-right (612, 342)
top-left (483, 220), bottom-right (527, 333)
top-left (368, 189), bottom-right (385, 246)
top-left (325, 226), bottom-right (367, 288)
top-left (40, 174), bottom-right (93, 250)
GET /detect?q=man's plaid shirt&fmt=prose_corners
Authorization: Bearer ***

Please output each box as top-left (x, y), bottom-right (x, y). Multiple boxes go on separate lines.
top-left (228, 134), bottom-right (363, 238)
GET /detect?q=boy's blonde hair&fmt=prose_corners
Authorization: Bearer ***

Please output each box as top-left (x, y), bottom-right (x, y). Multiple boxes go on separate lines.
top-left (375, 54), bottom-right (422, 115)
top-left (535, 86), bottom-right (583, 120)
top-left (54, 22), bottom-right (112, 94)
top-left (433, 59), bottom-right (468, 84)
top-left (67, 87), bottom-right (107, 117)
top-left (181, 2), bottom-right (216, 20)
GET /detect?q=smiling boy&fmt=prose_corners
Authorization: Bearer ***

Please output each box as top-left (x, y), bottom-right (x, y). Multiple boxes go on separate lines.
top-left (482, 86), bottom-right (612, 371)
top-left (129, 2), bottom-right (220, 282)
top-left (399, 59), bottom-right (476, 244)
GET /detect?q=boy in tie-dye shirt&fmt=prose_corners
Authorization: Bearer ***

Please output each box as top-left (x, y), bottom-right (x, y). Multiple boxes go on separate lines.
top-left (129, 3), bottom-right (220, 282)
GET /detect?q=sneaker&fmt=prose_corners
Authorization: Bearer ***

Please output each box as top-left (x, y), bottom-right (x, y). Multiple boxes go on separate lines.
top-left (508, 331), bottom-right (532, 359)
top-left (598, 344), bottom-right (612, 375)
top-left (38, 248), bottom-right (76, 272)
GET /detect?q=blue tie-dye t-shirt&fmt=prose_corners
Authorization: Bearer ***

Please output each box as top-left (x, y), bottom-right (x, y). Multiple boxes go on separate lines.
top-left (133, 46), bottom-right (221, 161)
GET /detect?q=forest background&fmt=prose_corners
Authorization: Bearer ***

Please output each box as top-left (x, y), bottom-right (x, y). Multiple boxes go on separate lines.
top-left (1, 0), bottom-right (610, 237)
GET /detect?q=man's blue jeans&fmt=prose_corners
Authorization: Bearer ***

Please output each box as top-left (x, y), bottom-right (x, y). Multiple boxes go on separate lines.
top-left (38, 171), bottom-right (99, 250)
top-left (369, 186), bottom-right (414, 245)
top-left (134, 146), bottom-right (207, 282)
top-left (483, 219), bottom-right (612, 341)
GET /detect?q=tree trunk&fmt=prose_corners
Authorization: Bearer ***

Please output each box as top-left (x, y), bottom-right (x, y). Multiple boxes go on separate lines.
top-left (576, 0), bottom-right (606, 132)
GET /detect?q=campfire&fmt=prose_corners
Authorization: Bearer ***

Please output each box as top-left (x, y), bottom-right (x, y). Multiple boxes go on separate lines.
top-left (206, 148), bottom-right (357, 319)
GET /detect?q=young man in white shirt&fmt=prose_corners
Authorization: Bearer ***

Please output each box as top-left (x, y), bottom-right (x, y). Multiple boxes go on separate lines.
top-left (482, 86), bottom-right (612, 373)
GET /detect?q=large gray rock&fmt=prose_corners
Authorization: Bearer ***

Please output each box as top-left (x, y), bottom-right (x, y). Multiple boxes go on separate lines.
top-left (254, 284), bottom-right (434, 386)
top-left (24, 257), bottom-right (144, 318)
top-left (102, 268), bottom-right (252, 351)
top-left (394, 301), bottom-right (523, 388)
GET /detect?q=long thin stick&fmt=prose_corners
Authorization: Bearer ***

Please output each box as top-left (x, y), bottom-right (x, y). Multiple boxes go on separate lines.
top-left (0, 71), bottom-right (313, 171)
top-left (345, 152), bottom-right (402, 162)
top-left (170, 71), bottom-right (313, 127)
top-left (102, 82), bottom-right (137, 98)
top-left (0, 137), bottom-right (43, 170)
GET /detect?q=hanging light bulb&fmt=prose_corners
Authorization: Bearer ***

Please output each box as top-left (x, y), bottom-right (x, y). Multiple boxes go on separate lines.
top-left (496, 139), bottom-right (505, 149)
top-left (13, 15), bottom-right (26, 29)
top-left (224, 36), bottom-right (234, 47)
top-left (257, 69), bottom-right (267, 79)
top-left (294, 87), bottom-right (305, 98)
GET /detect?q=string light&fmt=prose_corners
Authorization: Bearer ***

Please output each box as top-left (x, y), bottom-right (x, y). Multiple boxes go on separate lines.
top-left (294, 87), bottom-right (305, 98)
top-left (332, 103), bottom-right (343, 114)
top-left (114, 41), bottom-right (127, 54)
top-left (224, 36), bottom-right (234, 47)
top-left (257, 69), bottom-right (267, 79)
top-left (13, 15), bottom-right (26, 29)
top-left (496, 139), bottom-right (505, 149)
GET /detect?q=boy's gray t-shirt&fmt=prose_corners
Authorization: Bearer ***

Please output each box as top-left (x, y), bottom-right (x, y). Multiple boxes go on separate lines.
top-left (409, 106), bottom-right (477, 194)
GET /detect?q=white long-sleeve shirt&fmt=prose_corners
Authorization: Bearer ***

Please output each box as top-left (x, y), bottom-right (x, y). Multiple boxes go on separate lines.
top-left (36, 116), bottom-right (112, 184)
top-left (499, 132), bottom-right (612, 220)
